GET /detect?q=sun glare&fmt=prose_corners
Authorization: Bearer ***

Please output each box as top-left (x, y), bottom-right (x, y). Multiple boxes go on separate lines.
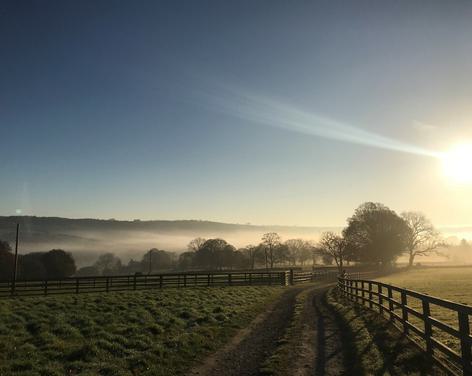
top-left (441, 143), bottom-right (472, 184)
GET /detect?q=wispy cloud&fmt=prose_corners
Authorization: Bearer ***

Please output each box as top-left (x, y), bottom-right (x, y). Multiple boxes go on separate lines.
top-left (202, 87), bottom-right (441, 158)
top-left (412, 120), bottom-right (438, 132)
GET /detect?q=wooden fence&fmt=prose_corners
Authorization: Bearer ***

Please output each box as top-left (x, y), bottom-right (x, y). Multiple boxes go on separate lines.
top-left (0, 269), bottom-right (379, 298)
top-left (338, 278), bottom-right (472, 376)
top-left (292, 270), bottom-right (378, 284)
top-left (0, 271), bottom-right (287, 298)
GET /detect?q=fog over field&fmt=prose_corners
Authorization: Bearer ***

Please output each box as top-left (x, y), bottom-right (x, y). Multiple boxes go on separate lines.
top-left (0, 216), bottom-right (338, 266)
top-left (1, 216), bottom-right (471, 267)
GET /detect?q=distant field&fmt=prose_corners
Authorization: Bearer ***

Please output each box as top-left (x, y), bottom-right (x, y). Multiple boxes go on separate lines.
top-left (377, 267), bottom-right (472, 354)
top-left (0, 286), bottom-right (283, 376)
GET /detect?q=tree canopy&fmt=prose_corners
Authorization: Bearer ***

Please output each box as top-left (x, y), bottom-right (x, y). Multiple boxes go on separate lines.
top-left (343, 202), bottom-right (410, 267)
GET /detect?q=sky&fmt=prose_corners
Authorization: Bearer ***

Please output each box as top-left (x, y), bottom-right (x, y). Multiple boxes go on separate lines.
top-left (2, 0), bottom-right (472, 227)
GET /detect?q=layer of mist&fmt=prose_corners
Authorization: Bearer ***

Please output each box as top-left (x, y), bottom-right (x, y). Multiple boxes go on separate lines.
top-left (1, 217), bottom-right (471, 267)
top-left (0, 216), bottom-right (338, 267)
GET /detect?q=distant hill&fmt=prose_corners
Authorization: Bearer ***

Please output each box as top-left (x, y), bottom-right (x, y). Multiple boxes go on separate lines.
top-left (0, 216), bottom-right (339, 266)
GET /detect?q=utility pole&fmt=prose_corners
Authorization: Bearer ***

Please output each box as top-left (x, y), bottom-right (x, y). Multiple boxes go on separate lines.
top-left (11, 223), bottom-right (19, 295)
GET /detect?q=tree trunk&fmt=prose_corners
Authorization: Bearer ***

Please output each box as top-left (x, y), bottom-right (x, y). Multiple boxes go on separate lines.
top-left (408, 252), bottom-right (415, 268)
top-left (338, 258), bottom-right (343, 274)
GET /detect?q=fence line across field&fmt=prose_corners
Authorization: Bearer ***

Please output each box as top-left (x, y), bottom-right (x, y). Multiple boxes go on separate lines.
top-left (0, 269), bottom-right (370, 298)
top-left (338, 277), bottom-right (472, 376)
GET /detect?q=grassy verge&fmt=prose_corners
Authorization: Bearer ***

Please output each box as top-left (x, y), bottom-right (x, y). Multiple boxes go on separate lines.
top-left (377, 266), bottom-right (472, 354)
top-left (258, 287), bottom-right (309, 375)
top-left (0, 286), bottom-right (283, 376)
top-left (327, 288), bottom-right (445, 376)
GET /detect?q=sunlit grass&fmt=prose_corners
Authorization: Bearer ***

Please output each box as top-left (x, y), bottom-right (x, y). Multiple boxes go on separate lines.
top-left (0, 286), bottom-right (283, 375)
top-left (377, 267), bottom-right (472, 354)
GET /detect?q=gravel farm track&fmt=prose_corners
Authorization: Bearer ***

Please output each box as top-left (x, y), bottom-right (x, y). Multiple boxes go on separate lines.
top-left (190, 284), bottom-right (350, 376)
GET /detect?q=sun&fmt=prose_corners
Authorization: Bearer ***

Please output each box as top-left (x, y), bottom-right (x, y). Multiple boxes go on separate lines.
top-left (441, 143), bottom-right (472, 184)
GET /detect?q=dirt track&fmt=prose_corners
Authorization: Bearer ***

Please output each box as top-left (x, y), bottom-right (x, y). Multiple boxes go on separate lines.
top-left (190, 284), bottom-right (348, 376)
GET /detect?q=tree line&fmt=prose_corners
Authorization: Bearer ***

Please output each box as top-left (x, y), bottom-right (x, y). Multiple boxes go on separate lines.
top-left (0, 245), bottom-right (76, 281)
top-left (318, 202), bottom-right (445, 271)
top-left (0, 202), bottom-right (451, 280)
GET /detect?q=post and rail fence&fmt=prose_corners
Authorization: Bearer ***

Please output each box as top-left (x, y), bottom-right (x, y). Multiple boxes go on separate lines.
top-left (0, 269), bottom-right (381, 298)
top-left (338, 277), bottom-right (472, 376)
top-left (0, 268), bottom-right (360, 298)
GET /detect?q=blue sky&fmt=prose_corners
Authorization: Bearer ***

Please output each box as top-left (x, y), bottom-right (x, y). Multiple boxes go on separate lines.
top-left (2, 1), bottom-right (472, 226)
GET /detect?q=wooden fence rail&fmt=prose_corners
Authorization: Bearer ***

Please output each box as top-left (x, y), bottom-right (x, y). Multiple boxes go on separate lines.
top-left (338, 278), bottom-right (472, 376)
top-left (0, 269), bottom-right (377, 298)
top-left (0, 271), bottom-right (287, 298)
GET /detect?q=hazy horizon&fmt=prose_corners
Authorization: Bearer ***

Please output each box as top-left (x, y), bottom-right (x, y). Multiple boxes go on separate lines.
top-left (2, 215), bottom-right (472, 268)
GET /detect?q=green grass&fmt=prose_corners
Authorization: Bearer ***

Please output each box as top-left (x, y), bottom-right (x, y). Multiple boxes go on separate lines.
top-left (377, 267), bottom-right (472, 354)
top-left (0, 286), bottom-right (283, 376)
top-left (327, 288), bottom-right (382, 375)
top-left (259, 287), bottom-right (308, 375)
top-left (327, 288), bottom-right (444, 375)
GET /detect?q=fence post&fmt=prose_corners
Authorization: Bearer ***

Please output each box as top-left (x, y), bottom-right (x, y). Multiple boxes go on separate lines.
top-left (106, 277), bottom-right (109, 293)
top-left (75, 278), bottom-right (79, 294)
top-left (422, 299), bottom-right (433, 357)
top-left (269, 273), bottom-right (272, 286)
top-left (378, 284), bottom-right (383, 315)
top-left (228, 273), bottom-right (232, 286)
top-left (458, 311), bottom-right (472, 375)
top-left (357, 280), bottom-right (361, 303)
top-left (44, 280), bottom-right (48, 296)
top-left (133, 275), bottom-right (137, 290)
top-left (289, 269), bottom-right (294, 285)
top-left (369, 282), bottom-right (373, 309)
top-left (184, 274), bottom-right (187, 288)
top-left (361, 281), bottom-right (365, 305)
top-left (401, 290), bottom-right (409, 334)
top-left (387, 286), bottom-right (394, 322)
top-left (207, 273), bottom-right (211, 287)
top-left (249, 273), bottom-right (253, 285)
top-left (160, 275), bottom-right (163, 289)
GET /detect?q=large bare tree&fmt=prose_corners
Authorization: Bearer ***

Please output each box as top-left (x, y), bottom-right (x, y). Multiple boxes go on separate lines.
top-left (261, 232), bottom-right (281, 269)
top-left (318, 232), bottom-right (349, 273)
top-left (401, 212), bottom-right (443, 267)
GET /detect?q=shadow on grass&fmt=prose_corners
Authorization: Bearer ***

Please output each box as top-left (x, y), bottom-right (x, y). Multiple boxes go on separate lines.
top-left (331, 290), bottom-right (446, 376)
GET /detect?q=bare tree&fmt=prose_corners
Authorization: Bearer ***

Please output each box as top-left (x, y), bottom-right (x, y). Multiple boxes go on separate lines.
top-left (318, 232), bottom-right (348, 273)
top-left (242, 245), bottom-right (258, 269)
top-left (187, 237), bottom-right (207, 252)
top-left (261, 232), bottom-right (281, 269)
top-left (311, 244), bottom-right (324, 266)
top-left (285, 239), bottom-right (306, 265)
top-left (298, 241), bottom-right (314, 266)
top-left (401, 212), bottom-right (444, 267)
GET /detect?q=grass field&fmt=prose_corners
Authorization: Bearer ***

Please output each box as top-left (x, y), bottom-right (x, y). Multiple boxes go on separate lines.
top-left (327, 288), bottom-right (445, 375)
top-left (0, 286), bottom-right (283, 376)
top-left (377, 267), bottom-right (472, 355)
